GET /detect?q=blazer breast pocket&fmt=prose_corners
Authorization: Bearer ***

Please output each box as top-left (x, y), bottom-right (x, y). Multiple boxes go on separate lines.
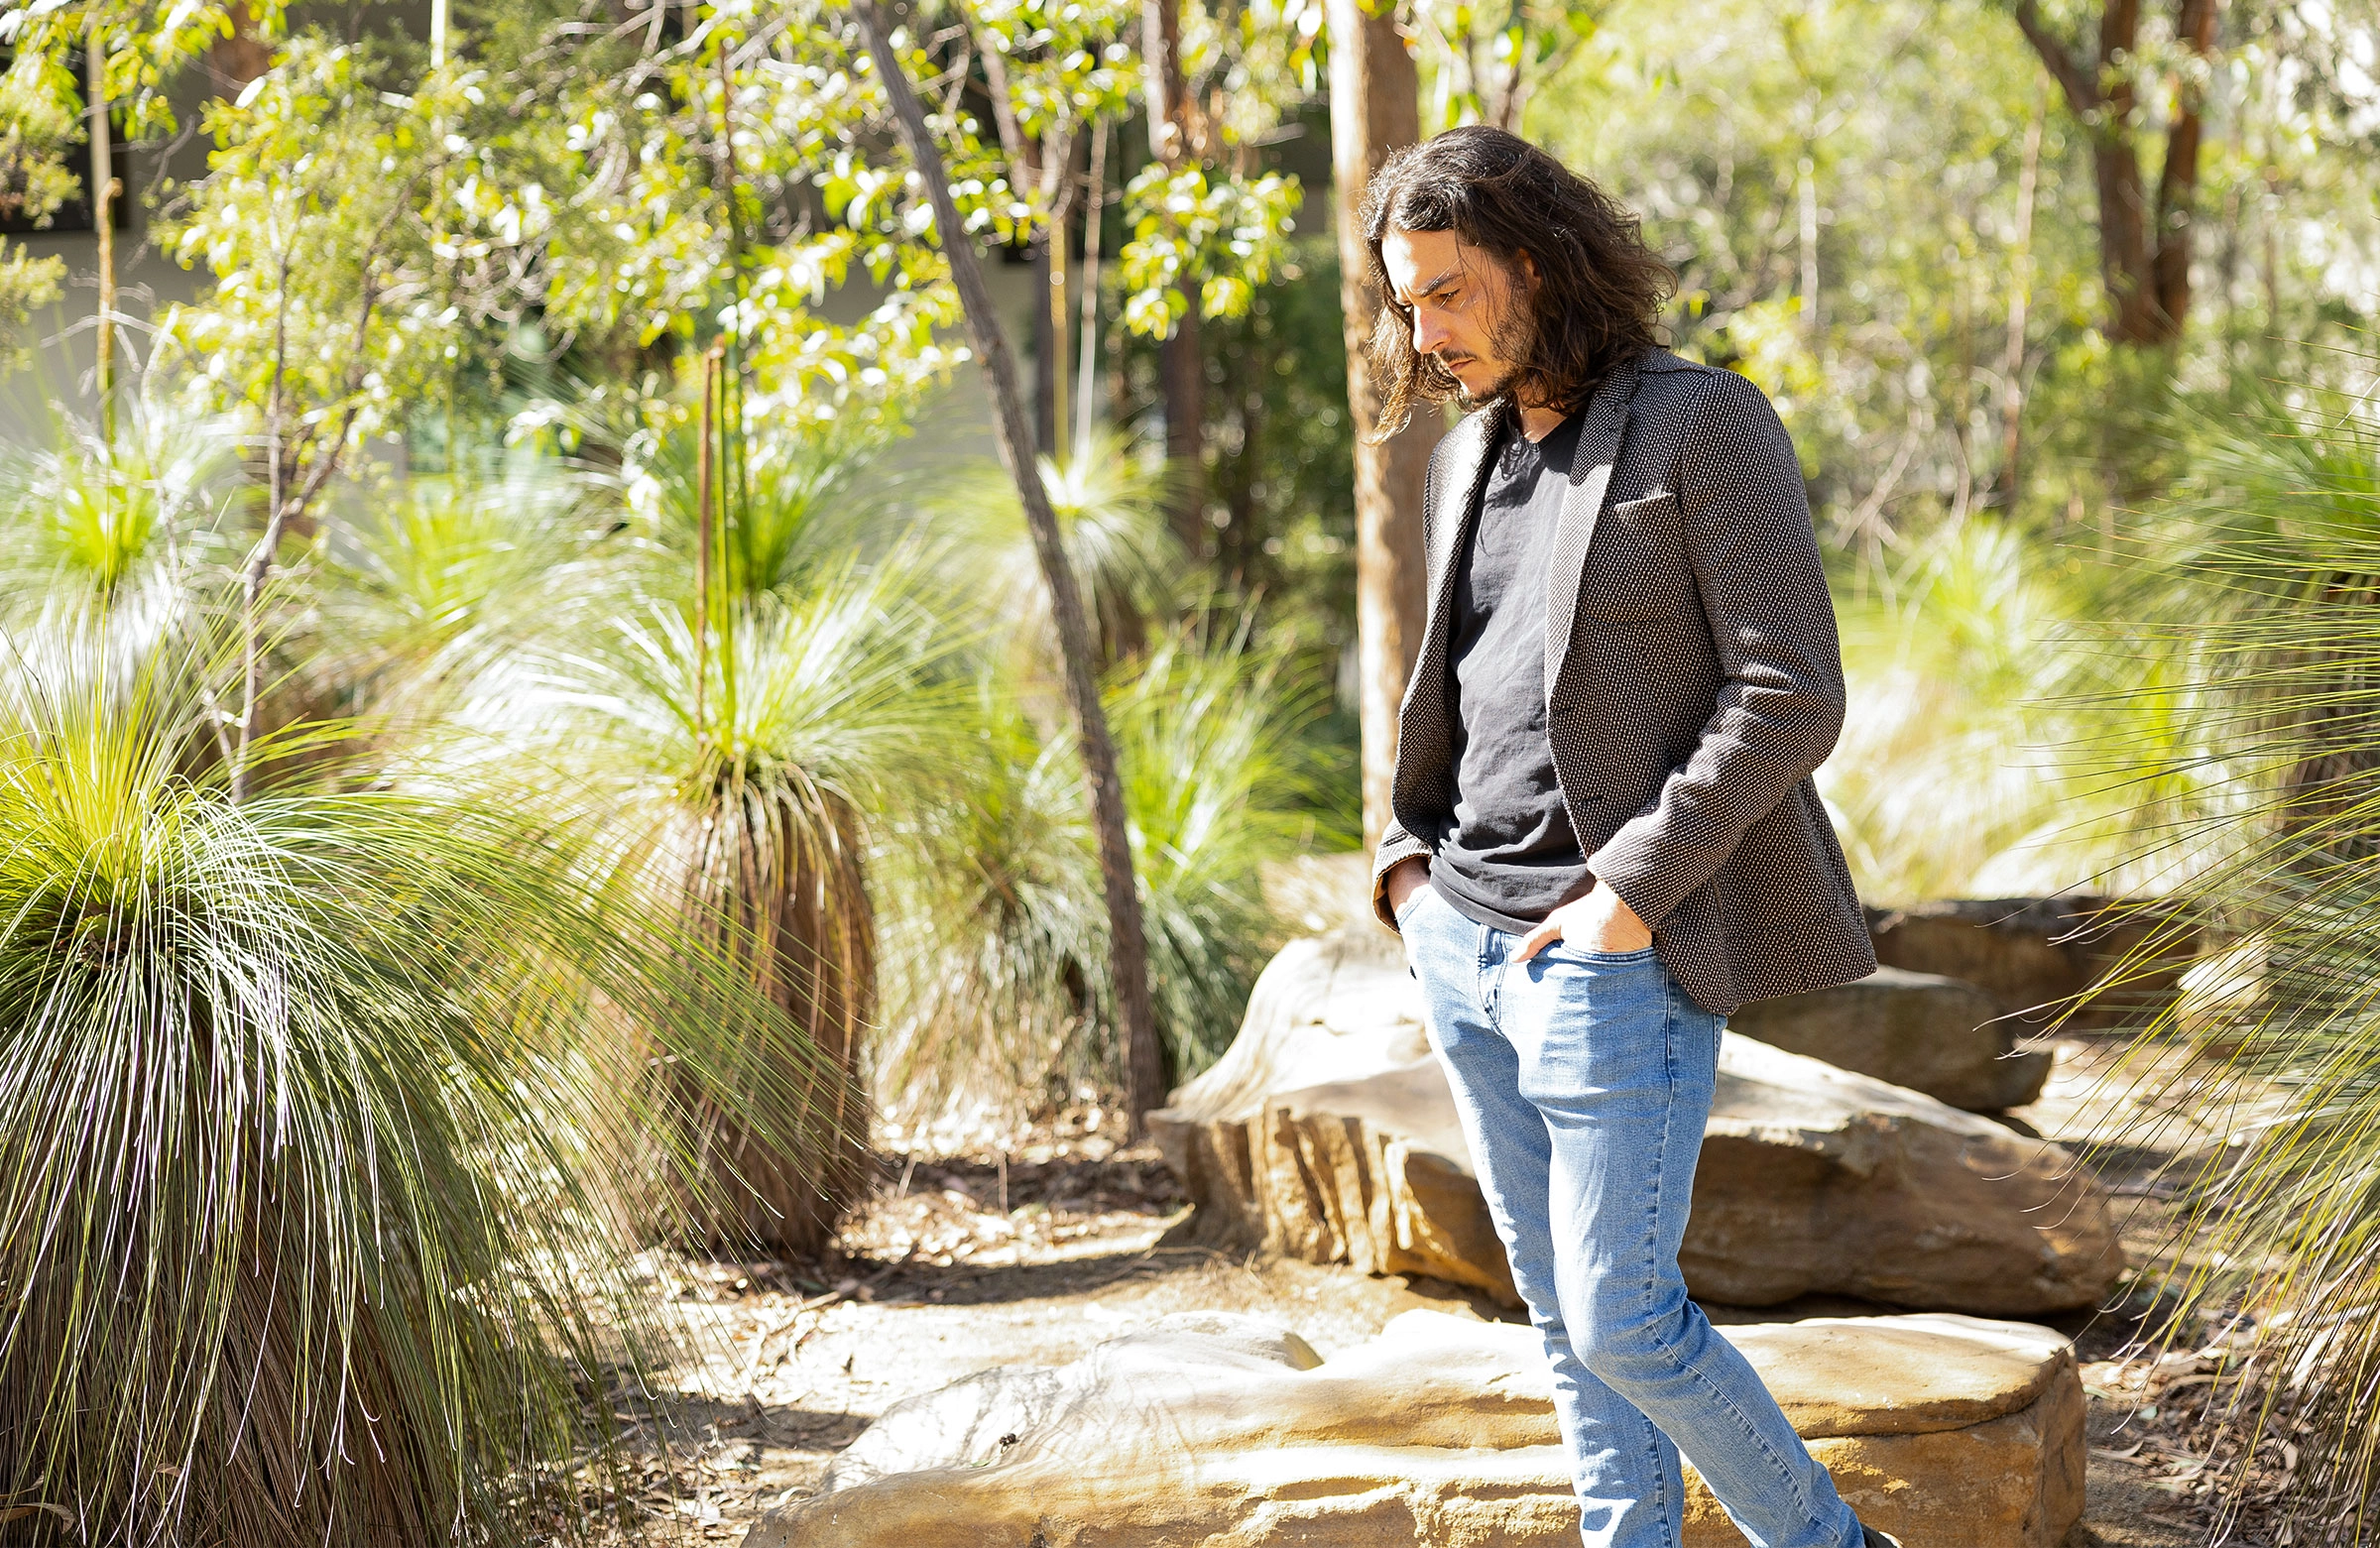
top-left (1579, 491), bottom-right (1689, 622)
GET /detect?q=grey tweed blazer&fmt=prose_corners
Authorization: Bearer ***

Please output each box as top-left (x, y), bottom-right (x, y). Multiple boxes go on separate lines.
top-left (1370, 347), bottom-right (1875, 1014)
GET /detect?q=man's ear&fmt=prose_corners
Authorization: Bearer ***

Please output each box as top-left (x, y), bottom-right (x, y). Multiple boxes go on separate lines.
top-left (1514, 250), bottom-right (1541, 292)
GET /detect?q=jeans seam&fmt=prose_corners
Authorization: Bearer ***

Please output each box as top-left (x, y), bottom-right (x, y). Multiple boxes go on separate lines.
top-left (1479, 923), bottom-right (1502, 1035)
top-left (1651, 980), bottom-right (1839, 1540)
top-left (1647, 981), bottom-right (1680, 1548)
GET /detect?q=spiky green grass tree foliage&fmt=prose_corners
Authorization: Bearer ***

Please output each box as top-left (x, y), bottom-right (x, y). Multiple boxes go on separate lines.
top-left (0, 402), bottom-right (245, 605)
top-left (320, 464), bottom-right (611, 715)
top-left (0, 615), bottom-right (840, 1544)
top-left (1818, 516), bottom-right (2239, 903)
top-left (873, 623), bottom-right (1349, 1121)
top-left (937, 428), bottom-right (1187, 664)
top-left (467, 553), bottom-right (965, 1252)
top-left (2081, 373), bottom-right (2380, 1543)
top-left (635, 413), bottom-right (911, 599)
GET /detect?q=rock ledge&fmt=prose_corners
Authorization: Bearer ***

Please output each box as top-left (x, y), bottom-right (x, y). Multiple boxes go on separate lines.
top-left (744, 1308), bottom-right (2085, 1548)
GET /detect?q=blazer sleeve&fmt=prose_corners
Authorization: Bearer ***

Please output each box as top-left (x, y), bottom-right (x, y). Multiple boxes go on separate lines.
top-left (1370, 819), bottom-right (1434, 932)
top-left (1586, 370), bottom-right (1846, 930)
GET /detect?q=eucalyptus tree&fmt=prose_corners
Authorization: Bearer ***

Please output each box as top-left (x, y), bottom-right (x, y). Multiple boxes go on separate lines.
top-left (841, 0), bottom-right (1302, 1127)
top-left (1327, 0), bottom-right (1430, 847)
top-left (2005, 0), bottom-right (2219, 348)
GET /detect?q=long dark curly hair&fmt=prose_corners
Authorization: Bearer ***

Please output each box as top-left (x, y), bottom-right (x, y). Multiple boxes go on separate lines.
top-left (1362, 126), bottom-right (1674, 436)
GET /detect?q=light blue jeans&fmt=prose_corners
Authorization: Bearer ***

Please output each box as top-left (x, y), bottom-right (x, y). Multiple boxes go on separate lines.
top-left (1399, 883), bottom-right (1863, 1548)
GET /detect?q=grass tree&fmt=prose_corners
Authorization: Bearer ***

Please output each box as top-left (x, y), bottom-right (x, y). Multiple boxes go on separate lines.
top-left (0, 399), bottom-right (245, 606)
top-left (937, 426), bottom-right (1187, 665)
top-left (318, 459), bottom-right (613, 723)
top-left (462, 505), bottom-right (965, 1251)
top-left (0, 604), bottom-right (838, 1542)
top-left (2078, 365), bottom-right (2380, 1542)
top-left (874, 620), bottom-right (1350, 1121)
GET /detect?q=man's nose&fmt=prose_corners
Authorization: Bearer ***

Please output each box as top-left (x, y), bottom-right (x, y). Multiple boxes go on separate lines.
top-left (1411, 308), bottom-right (1448, 355)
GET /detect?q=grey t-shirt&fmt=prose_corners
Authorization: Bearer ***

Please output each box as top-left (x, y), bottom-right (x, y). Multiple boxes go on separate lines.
top-left (1428, 410), bottom-right (1593, 933)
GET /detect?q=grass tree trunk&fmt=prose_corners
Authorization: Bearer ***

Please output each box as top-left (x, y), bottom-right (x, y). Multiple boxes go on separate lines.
top-left (854, 2), bottom-right (1166, 1131)
top-left (1328, 0), bottom-right (1436, 850)
top-left (680, 786), bottom-right (875, 1255)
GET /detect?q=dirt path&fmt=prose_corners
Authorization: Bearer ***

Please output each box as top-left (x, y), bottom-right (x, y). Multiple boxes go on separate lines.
top-left (614, 1044), bottom-right (2229, 1546)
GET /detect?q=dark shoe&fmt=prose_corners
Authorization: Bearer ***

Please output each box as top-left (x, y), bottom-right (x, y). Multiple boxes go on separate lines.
top-left (1861, 1529), bottom-right (1904, 1548)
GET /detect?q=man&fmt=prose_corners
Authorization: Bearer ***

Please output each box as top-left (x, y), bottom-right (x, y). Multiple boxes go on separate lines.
top-left (1364, 126), bottom-right (1896, 1548)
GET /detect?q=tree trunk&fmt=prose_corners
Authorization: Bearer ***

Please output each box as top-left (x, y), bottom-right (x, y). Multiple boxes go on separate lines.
top-left (1075, 122), bottom-right (1108, 458)
top-left (683, 793), bottom-right (875, 1255)
top-left (1328, 0), bottom-right (1436, 850)
top-left (1048, 218), bottom-right (1071, 462)
top-left (2153, 0), bottom-right (2221, 333)
top-left (1160, 312), bottom-right (1204, 545)
top-left (208, 0), bottom-right (273, 95)
top-left (1033, 238), bottom-right (1058, 454)
top-left (2012, 0), bottom-right (2220, 347)
top-left (1994, 98), bottom-right (2045, 509)
top-left (85, 28), bottom-right (116, 448)
top-left (855, 3), bottom-right (1165, 1131)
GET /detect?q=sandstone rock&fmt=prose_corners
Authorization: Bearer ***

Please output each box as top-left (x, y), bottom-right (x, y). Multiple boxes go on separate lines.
top-left (1258, 851), bottom-right (1375, 936)
top-left (1686, 1038), bottom-right (2116, 1311)
top-left (744, 1308), bottom-right (2084, 1548)
top-left (1866, 895), bottom-right (2193, 1029)
top-left (1151, 930), bottom-right (1430, 1134)
top-left (1149, 930), bottom-right (1433, 1259)
top-left (1155, 936), bottom-right (2123, 1315)
top-left (1731, 965), bottom-right (2050, 1110)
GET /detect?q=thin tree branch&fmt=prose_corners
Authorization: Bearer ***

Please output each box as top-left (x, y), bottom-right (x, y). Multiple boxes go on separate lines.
top-left (2010, 0), bottom-right (2098, 117)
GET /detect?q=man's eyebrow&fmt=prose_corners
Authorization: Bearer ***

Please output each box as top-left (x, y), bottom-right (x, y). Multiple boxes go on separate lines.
top-left (1394, 266), bottom-right (1465, 306)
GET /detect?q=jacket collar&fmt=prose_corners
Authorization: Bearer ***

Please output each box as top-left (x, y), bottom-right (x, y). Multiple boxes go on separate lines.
top-left (1425, 404), bottom-right (1503, 588)
top-left (1542, 353), bottom-right (1644, 705)
top-left (1406, 350), bottom-right (1649, 729)
top-left (1425, 353), bottom-right (1647, 584)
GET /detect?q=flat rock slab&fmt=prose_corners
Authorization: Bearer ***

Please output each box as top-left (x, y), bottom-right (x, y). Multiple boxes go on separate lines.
top-left (1731, 966), bottom-right (2050, 1110)
top-left (744, 1308), bottom-right (2084, 1548)
top-left (1154, 933), bottom-right (2122, 1316)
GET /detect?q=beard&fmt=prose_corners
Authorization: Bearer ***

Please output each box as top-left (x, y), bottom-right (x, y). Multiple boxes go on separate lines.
top-left (1444, 298), bottom-right (1537, 412)
top-left (1451, 362), bottom-right (1524, 413)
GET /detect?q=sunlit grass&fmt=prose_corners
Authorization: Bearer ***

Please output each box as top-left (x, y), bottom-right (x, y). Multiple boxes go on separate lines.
top-left (1823, 517), bottom-right (2240, 903)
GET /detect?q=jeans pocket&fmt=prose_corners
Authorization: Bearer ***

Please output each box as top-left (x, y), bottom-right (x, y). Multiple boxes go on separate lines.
top-left (1554, 940), bottom-right (1658, 966)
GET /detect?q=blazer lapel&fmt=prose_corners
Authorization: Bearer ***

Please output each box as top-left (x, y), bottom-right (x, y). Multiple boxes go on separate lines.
top-left (1397, 406), bottom-right (1500, 725)
top-left (1542, 355), bottom-right (1644, 713)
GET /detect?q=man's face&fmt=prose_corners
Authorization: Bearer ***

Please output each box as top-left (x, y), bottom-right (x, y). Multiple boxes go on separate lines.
top-left (1380, 226), bottom-right (1534, 406)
